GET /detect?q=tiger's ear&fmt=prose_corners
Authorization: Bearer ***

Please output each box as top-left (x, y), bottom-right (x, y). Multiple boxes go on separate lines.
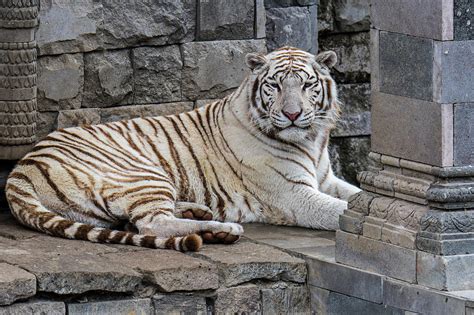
top-left (246, 53), bottom-right (267, 71)
top-left (315, 51), bottom-right (338, 68)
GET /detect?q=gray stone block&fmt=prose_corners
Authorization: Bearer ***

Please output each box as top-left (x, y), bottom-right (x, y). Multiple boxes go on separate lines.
top-left (261, 283), bottom-right (310, 315)
top-left (198, 0), bottom-right (255, 40)
top-left (192, 240), bottom-right (306, 286)
top-left (0, 263), bottom-right (36, 306)
top-left (265, 6), bottom-right (318, 54)
top-left (335, 231), bottom-right (417, 283)
top-left (305, 251), bottom-right (383, 303)
top-left (0, 300), bottom-right (65, 315)
top-left (37, 0), bottom-right (195, 55)
top-left (454, 103), bottom-right (474, 166)
top-left (434, 40), bottom-right (474, 103)
top-left (417, 251), bottom-right (474, 291)
top-left (319, 32), bottom-right (370, 83)
top-left (100, 102), bottom-right (194, 123)
top-left (37, 53), bottom-right (83, 111)
top-left (214, 285), bottom-right (261, 314)
top-left (332, 110), bottom-right (371, 137)
top-left (454, 0), bottom-right (474, 40)
top-left (256, 0), bottom-right (266, 38)
top-left (82, 50), bottom-right (133, 108)
top-left (318, 0), bottom-right (336, 33)
top-left (339, 209), bottom-right (365, 234)
top-left (370, 29), bottom-right (380, 92)
top-left (333, 0), bottom-right (370, 32)
top-left (133, 45), bottom-right (183, 104)
top-left (264, 0), bottom-right (318, 8)
top-left (333, 83), bottom-right (371, 137)
top-left (68, 299), bottom-right (152, 315)
top-left (371, 0), bottom-right (454, 40)
top-left (182, 40), bottom-right (266, 100)
top-left (379, 32), bottom-right (433, 101)
top-left (371, 92), bottom-right (453, 167)
top-left (153, 293), bottom-right (207, 315)
top-left (36, 0), bottom-right (102, 55)
top-left (383, 279), bottom-right (466, 314)
top-left (103, 250), bottom-right (218, 292)
top-left (57, 108), bottom-right (100, 129)
top-left (310, 286), bottom-right (404, 315)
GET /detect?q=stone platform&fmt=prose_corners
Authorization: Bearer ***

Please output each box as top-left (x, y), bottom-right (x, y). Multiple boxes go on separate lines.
top-left (1, 212), bottom-right (474, 315)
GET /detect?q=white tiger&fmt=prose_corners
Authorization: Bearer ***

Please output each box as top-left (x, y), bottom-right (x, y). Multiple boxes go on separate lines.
top-left (6, 47), bottom-right (361, 251)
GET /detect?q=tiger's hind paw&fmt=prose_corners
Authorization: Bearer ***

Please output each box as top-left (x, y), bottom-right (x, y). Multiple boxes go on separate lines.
top-left (201, 222), bottom-right (243, 244)
top-left (175, 202), bottom-right (213, 221)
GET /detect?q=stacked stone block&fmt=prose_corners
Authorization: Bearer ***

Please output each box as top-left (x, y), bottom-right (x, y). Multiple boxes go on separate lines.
top-left (336, 0), bottom-right (474, 292)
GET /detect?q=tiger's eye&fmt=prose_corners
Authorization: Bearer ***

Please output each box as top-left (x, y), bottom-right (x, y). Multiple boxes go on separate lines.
top-left (303, 82), bottom-right (313, 89)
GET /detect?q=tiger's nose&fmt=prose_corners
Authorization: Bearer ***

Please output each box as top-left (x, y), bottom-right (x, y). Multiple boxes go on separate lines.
top-left (282, 110), bottom-right (302, 122)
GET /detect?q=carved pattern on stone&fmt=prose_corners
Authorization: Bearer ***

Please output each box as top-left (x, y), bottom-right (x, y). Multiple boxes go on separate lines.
top-left (0, 0), bottom-right (38, 151)
top-left (420, 211), bottom-right (474, 233)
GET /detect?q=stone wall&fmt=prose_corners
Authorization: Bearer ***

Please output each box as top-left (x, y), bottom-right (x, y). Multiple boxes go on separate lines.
top-left (0, 0), bottom-right (371, 203)
top-left (318, 0), bottom-right (372, 184)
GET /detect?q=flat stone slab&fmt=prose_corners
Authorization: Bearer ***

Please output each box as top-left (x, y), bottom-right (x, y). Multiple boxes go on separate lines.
top-left (192, 240), bottom-right (307, 286)
top-left (68, 298), bottom-right (152, 315)
top-left (0, 300), bottom-right (66, 315)
top-left (103, 249), bottom-right (218, 292)
top-left (0, 213), bottom-right (42, 240)
top-left (0, 236), bottom-right (141, 295)
top-left (0, 263), bottom-right (36, 306)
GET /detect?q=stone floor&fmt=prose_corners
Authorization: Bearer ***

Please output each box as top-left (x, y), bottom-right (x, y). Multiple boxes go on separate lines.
top-left (1, 211), bottom-right (474, 314)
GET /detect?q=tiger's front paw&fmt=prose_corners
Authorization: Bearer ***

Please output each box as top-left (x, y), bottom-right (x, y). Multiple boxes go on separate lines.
top-left (201, 222), bottom-right (243, 244)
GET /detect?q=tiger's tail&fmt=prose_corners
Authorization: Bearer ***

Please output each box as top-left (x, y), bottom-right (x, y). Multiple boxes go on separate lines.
top-left (5, 173), bottom-right (202, 252)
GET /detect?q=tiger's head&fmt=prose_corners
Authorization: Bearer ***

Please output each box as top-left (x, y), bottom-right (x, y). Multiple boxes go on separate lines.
top-left (245, 46), bottom-right (340, 143)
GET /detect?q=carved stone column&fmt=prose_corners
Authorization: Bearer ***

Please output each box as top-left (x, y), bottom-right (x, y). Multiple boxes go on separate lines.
top-left (335, 0), bottom-right (474, 291)
top-left (0, 0), bottom-right (39, 159)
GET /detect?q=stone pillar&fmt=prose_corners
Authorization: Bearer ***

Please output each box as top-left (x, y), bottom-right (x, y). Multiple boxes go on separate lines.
top-left (0, 0), bottom-right (38, 159)
top-left (335, 0), bottom-right (474, 291)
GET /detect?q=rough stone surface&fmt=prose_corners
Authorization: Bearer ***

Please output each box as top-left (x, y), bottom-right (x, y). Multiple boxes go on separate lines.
top-left (379, 31), bottom-right (433, 101)
top-left (333, 0), bottom-right (370, 32)
top-left (153, 293), bottom-right (207, 315)
top-left (133, 46), bottom-right (183, 104)
top-left (454, 0), bottom-right (474, 40)
top-left (194, 99), bottom-right (219, 108)
top-left (37, 53), bottom-right (83, 111)
top-left (182, 40), bottom-right (266, 100)
top-left (310, 286), bottom-right (404, 315)
top-left (371, 92), bottom-right (454, 167)
top-left (371, 0), bottom-right (454, 40)
top-left (100, 0), bottom-right (195, 49)
top-left (417, 252), bottom-right (474, 291)
top-left (266, 6), bottom-right (318, 54)
top-left (319, 32), bottom-right (370, 84)
top-left (0, 263), bottom-right (36, 306)
top-left (454, 103), bottom-right (474, 166)
top-left (261, 282), bottom-right (310, 315)
top-left (0, 213), bottom-right (40, 241)
top-left (37, 0), bottom-right (195, 55)
top-left (68, 299), bottom-right (152, 315)
top-left (383, 279), bottom-right (466, 314)
top-left (328, 136), bottom-right (371, 185)
top-left (306, 254), bottom-right (383, 303)
top-left (335, 231), bottom-right (417, 283)
top-left (0, 236), bottom-right (140, 295)
top-left (82, 50), bottom-right (133, 108)
top-left (0, 300), bottom-right (66, 315)
top-left (192, 240), bottom-right (306, 286)
top-left (100, 102), bottom-right (194, 123)
top-left (213, 285), bottom-right (261, 314)
top-left (198, 0), bottom-right (255, 40)
top-left (36, 111), bottom-right (58, 140)
top-left (103, 250), bottom-right (218, 292)
top-left (264, 0), bottom-right (318, 8)
top-left (434, 40), bottom-right (474, 103)
top-left (57, 108), bottom-right (100, 129)
top-left (318, 0), bottom-right (335, 33)
top-left (36, 0), bottom-right (102, 55)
